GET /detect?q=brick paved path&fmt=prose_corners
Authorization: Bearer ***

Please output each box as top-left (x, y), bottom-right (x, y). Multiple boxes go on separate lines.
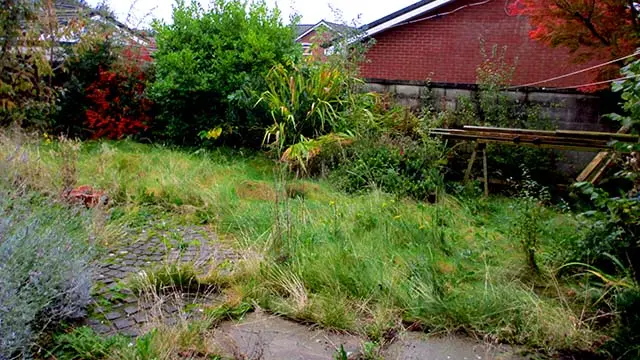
top-left (85, 225), bottom-right (238, 337)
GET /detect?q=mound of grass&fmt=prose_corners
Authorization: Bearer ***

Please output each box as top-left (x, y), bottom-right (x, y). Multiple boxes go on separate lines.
top-left (128, 263), bottom-right (229, 295)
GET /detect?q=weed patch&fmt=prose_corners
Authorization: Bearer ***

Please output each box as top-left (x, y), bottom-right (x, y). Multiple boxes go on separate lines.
top-left (0, 134), bottom-right (620, 356)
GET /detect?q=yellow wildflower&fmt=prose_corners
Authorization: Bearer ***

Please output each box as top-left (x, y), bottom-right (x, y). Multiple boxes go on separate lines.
top-left (43, 132), bottom-right (52, 145)
top-left (205, 127), bottom-right (223, 140)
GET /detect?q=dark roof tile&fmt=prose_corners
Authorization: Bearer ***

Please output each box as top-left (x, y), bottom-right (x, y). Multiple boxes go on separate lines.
top-left (296, 20), bottom-right (355, 39)
top-left (296, 24), bottom-right (314, 37)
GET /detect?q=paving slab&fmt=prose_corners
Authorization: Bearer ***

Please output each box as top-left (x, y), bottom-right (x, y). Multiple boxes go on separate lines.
top-left (211, 312), bottom-right (526, 360)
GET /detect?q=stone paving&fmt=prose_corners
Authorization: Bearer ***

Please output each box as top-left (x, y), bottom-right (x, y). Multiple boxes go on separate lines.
top-left (85, 224), bottom-right (239, 337)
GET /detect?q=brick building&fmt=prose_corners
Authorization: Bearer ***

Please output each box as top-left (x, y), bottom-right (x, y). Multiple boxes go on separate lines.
top-left (359, 0), bottom-right (597, 89)
top-left (353, 0), bottom-right (616, 137)
top-left (296, 21), bottom-right (354, 61)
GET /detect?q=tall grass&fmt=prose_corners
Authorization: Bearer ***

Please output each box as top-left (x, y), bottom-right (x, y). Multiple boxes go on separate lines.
top-left (227, 191), bottom-right (597, 351)
top-left (0, 133), bottom-right (606, 354)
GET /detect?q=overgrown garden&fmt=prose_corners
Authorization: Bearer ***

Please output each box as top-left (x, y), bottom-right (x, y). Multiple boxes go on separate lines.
top-left (1, 0), bottom-right (639, 359)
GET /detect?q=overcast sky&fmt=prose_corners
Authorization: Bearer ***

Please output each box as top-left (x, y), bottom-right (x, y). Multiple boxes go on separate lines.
top-left (85, 0), bottom-right (418, 27)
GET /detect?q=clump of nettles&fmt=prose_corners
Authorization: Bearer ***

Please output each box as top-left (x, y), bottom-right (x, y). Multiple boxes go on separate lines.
top-left (0, 187), bottom-right (93, 358)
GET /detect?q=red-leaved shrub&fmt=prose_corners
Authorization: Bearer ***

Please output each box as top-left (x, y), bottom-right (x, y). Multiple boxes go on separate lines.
top-left (85, 45), bottom-right (153, 139)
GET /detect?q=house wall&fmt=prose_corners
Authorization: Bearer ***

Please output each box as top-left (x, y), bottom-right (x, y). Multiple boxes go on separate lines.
top-left (298, 30), bottom-right (331, 61)
top-left (360, 0), bottom-right (599, 88)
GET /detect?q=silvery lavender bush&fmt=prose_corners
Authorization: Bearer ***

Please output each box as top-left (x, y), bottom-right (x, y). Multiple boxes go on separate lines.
top-left (0, 186), bottom-right (94, 359)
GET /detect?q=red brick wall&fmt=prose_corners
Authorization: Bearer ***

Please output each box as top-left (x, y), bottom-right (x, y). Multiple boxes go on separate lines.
top-left (360, 0), bottom-right (597, 88)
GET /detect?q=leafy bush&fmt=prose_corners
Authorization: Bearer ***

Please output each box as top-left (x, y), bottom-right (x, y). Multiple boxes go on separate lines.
top-left (54, 41), bottom-right (118, 137)
top-left (611, 59), bottom-right (640, 135)
top-left (2, 1), bottom-right (112, 130)
top-left (318, 108), bottom-right (446, 200)
top-left (567, 183), bottom-right (640, 358)
top-left (568, 59), bottom-right (640, 282)
top-left (84, 45), bottom-right (154, 140)
top-left (563, 61), bottom-right (640, 359)
top-left (0, 187), bottom-right (93, 358)
top-left (0, 1), bottom-right (57, 128)
top-left (151, 0), bottom-right (301, 146)
top-left (570, 183), bottom-right (639, 280)
top-left (330, 135), bottom-right (446, 200)
top-left (610, 58), bottom-right (640, 196)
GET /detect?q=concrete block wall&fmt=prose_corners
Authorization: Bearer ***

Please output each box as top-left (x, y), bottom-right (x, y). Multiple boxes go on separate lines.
top-left (364, 81), bottom-right (613, 132)
top-left (364, 80), bottom-right (619, 176)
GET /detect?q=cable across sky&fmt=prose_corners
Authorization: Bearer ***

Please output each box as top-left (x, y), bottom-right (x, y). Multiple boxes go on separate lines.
top-left (508, 51), bottom-right (640, 90)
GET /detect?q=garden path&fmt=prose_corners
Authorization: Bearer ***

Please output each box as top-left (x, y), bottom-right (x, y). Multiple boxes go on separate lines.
top-left (210, 311), bottom-right (524, 359)
top-left (84, 223), bottom-right (237, 337)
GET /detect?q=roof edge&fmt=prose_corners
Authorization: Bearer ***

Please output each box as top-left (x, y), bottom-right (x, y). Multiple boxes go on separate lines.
top-left (361, 0), bottom-right (456, 38)
top-left (295, 20), bottom-right (334, 41)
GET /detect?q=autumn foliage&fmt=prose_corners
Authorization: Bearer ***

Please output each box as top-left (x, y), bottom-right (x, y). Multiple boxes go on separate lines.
top-left (510, 0), bottom-right (640, 83)
top-left (85, 45), bottom-right (153, 139)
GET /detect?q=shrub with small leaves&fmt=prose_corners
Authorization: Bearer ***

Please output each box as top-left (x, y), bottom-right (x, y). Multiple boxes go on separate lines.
top-left (330, 135), bottom-right (446, 201)
top-left (84, 44), bottom-right (154, 140)
top-left (0, 185), bottom-right (94, 358)
top-left (151, 0), bottom-right (301, 146)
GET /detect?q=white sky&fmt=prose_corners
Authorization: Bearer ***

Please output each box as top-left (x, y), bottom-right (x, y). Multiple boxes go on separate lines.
top-left (86, 0), bottom-right (418, 28)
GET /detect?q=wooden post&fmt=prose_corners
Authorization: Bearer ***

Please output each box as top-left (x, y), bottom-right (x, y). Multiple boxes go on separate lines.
top-left (482, 145), bottom-right (489, 197)
top-left (464, 143), bottom-right (478, 184)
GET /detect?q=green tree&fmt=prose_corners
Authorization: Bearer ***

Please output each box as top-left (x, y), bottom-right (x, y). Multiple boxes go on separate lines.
top-left (150, 0), bottom-right (301, 146)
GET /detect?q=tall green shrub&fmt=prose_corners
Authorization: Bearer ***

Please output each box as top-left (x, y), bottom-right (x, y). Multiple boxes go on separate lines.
top-left (569, 59), bottom-right (640, 278)
top-left (568, 60), bottom-right (640, 359)
top-left (610, 58), bottom-right (640, 195)
top-left (151, 0), bottom-right (301, 146)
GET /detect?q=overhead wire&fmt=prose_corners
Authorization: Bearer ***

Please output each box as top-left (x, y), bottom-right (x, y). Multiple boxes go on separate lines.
top-left (546, 74), bottom-right (640, 91)
top-left (508, 51), bottom-right (640, 89)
